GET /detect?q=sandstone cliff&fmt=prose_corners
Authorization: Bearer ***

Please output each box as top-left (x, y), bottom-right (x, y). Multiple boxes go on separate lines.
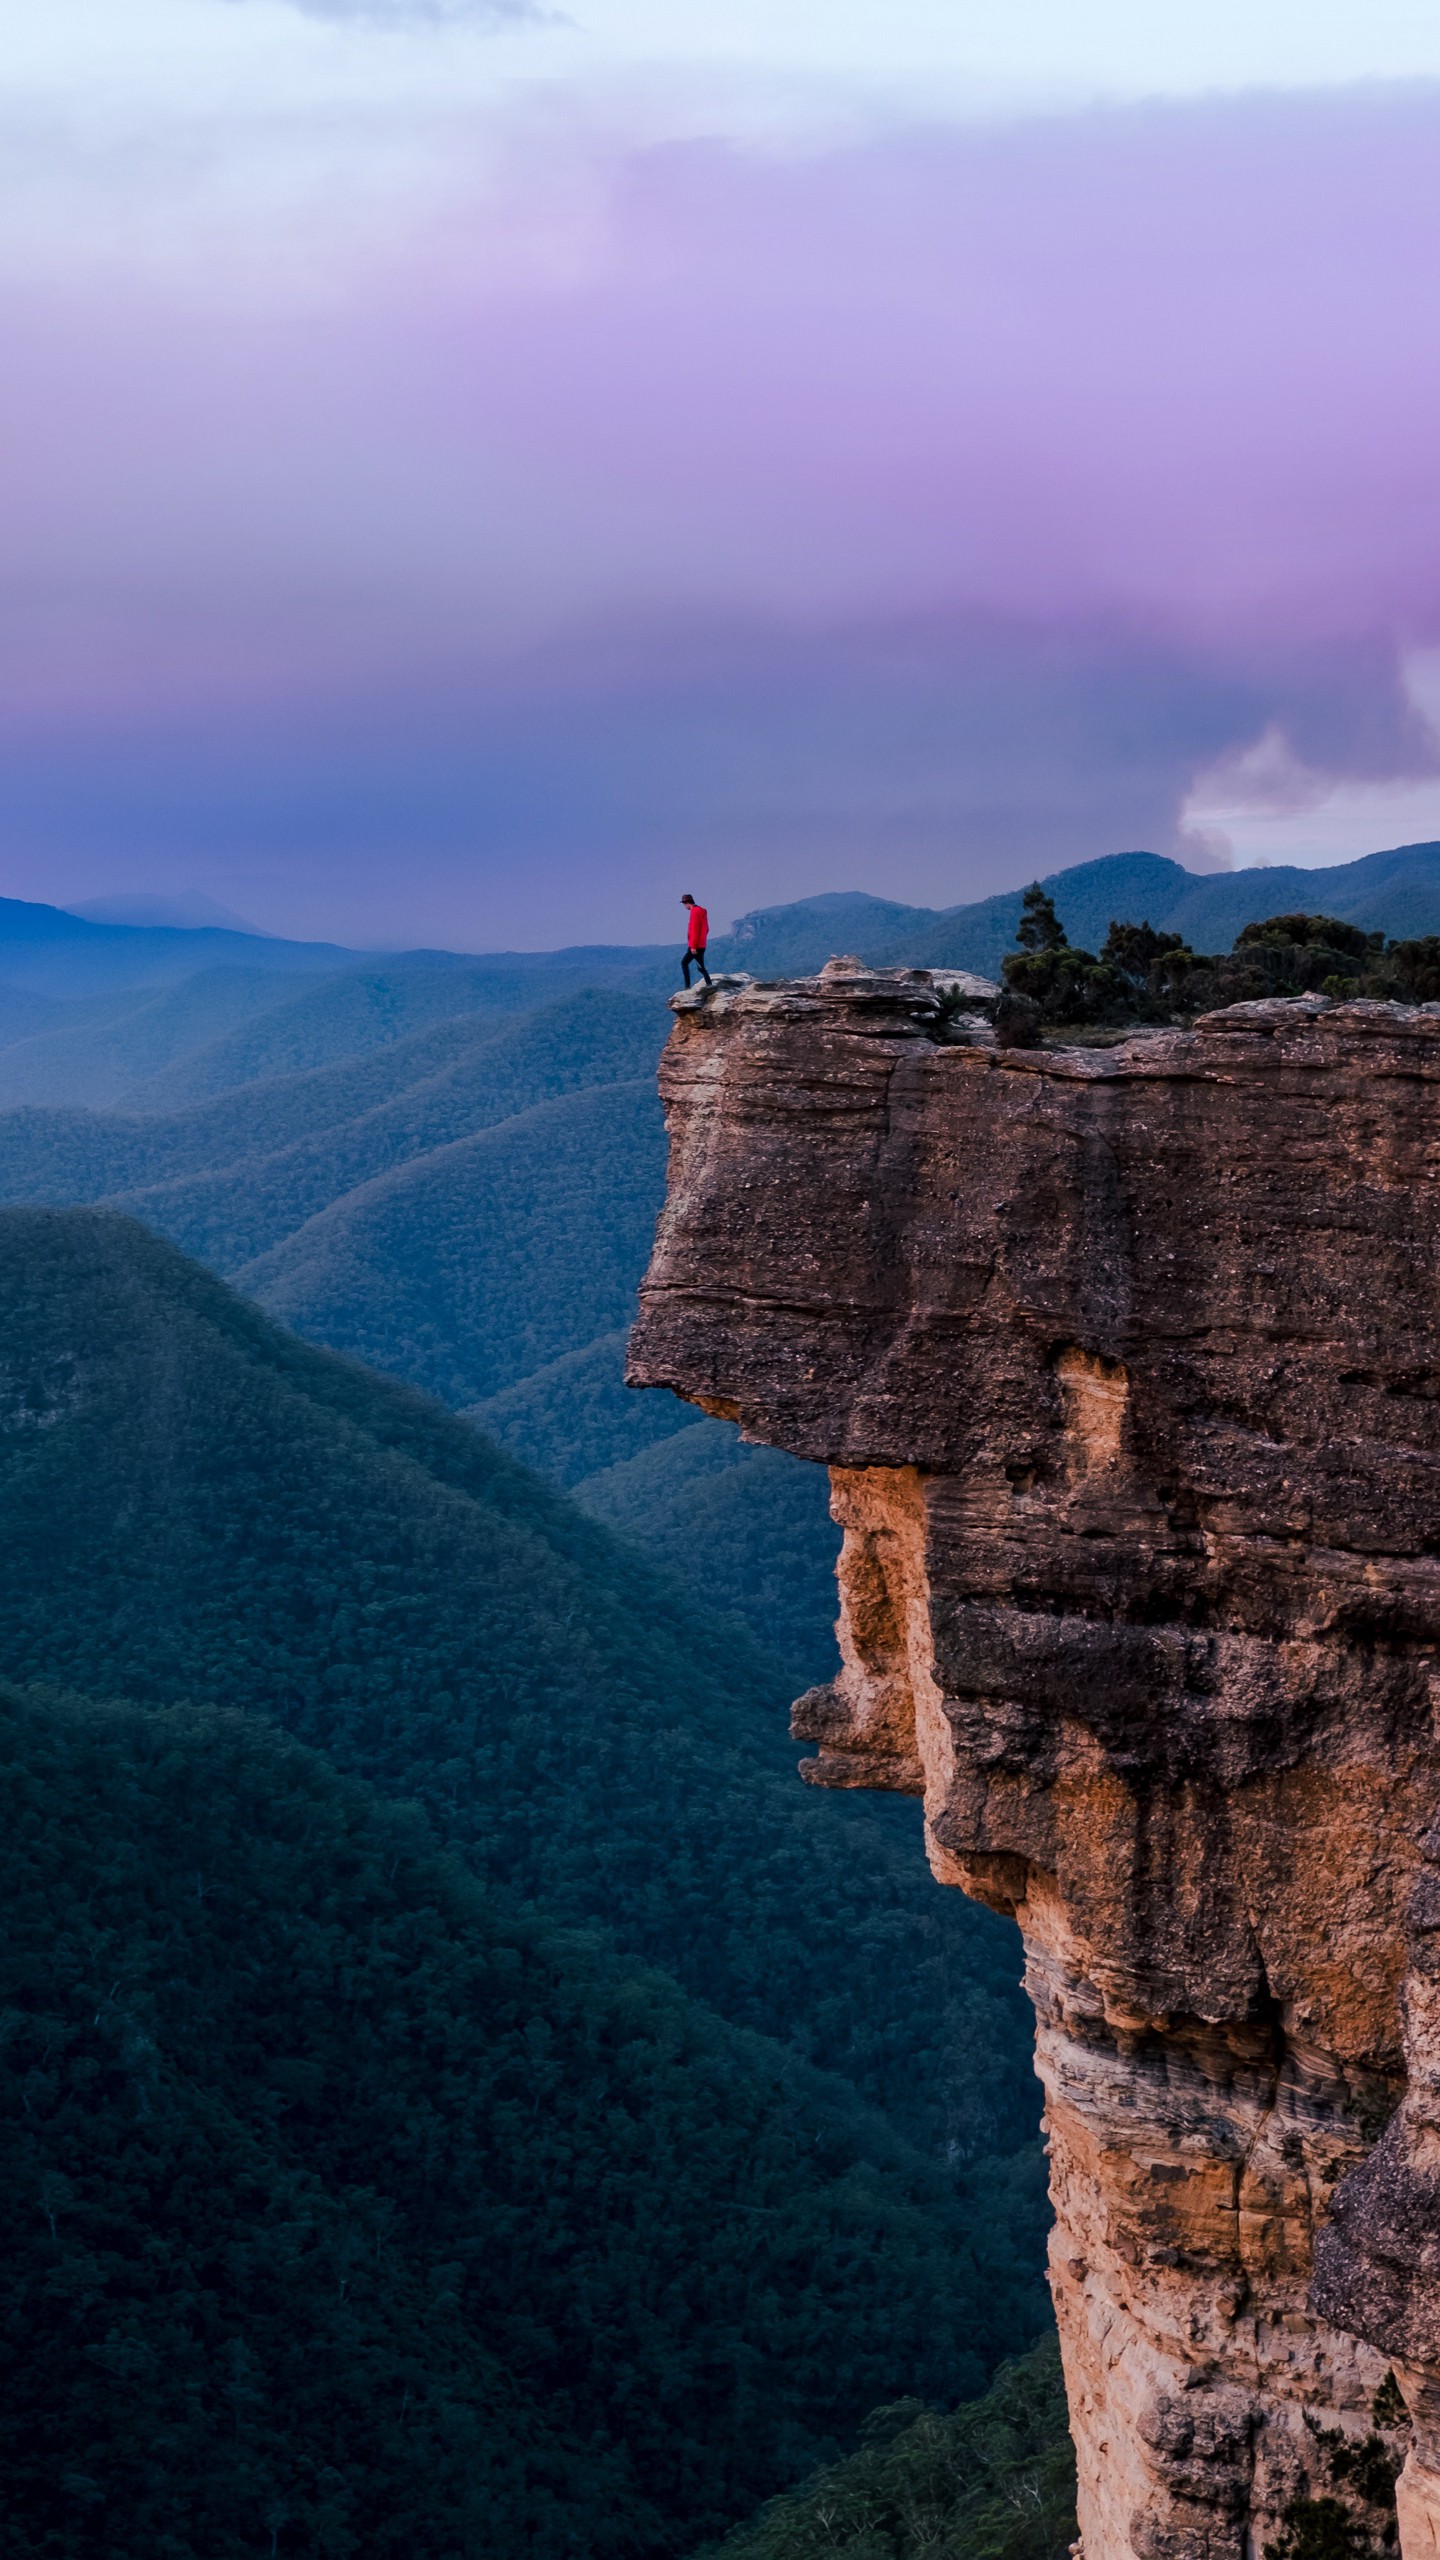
top-left (629, 961), bottom-right (1440, 2560)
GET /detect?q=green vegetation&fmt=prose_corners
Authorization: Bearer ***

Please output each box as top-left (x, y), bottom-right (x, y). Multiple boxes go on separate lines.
top-left (1372, 2375), bottom-right (1408, 2432)
top-left (0, 1207), bottom-right (1044, 2192)
top-left (714, 845), bottom-right (1440, 981)
top-left (574, 1419), bottom-right (842, 1686)
top-left (124, 989), bottom-right (668, 1276)
top-left (127, 957), bottom-right (618, 1113)
top-left (468, 1326), bottom-right (697, 1485)
top-left (998, 885), bottom-right (1152, 1028)
top-left (1369, 932), bottom-right (1440, 1001)
top-left (0, 930), bottom-right (1058, 2551)
top-left (235, 1076), bottom-right (666, 1406)
top-left (0, 966), bottom-right (333, 1111)
top-left (999, 886), bottom-right (1440, 1031)
top-left (0, 1008), bottom-right (532, 1205)
top-left (0, 986), bottom-right (671, 1409)
top-left (699, 2334), bottom-right (1075, 2560)
top-left (0, 985), bottom-right (842, 1684)
top-left (4, 1679), bottom-right (1009, 2557)
top-left (1265, 2503), bottom-right (1387, 2560)
top-left (467, 1337), bottom-right (839, 1678)
top-left (0, 943), bottom-right (657, 1116)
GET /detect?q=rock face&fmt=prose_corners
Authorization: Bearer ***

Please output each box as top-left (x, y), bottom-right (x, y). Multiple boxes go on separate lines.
top-left (628, 963), bottom-right (1440, 2557)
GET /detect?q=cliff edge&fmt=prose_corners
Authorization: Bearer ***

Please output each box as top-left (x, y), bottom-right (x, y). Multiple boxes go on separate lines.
top-left (628, 961), bottom-right (1440, 2559)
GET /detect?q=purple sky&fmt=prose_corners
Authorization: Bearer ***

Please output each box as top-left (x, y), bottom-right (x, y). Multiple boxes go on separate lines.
top-left (3, 42), bottom-right (1440, 945)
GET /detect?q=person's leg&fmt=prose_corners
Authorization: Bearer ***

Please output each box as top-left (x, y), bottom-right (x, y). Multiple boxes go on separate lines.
top-left (697, 948), bottom-right (712, 984)
top-left (682, 949), bottom-right (694, 986)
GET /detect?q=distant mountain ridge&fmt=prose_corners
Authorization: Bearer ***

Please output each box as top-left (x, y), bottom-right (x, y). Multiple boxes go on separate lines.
top-left (0, 840), bottom-right (1430, 1063)
top-left (11, 835), bottom-right (1440, 1011)
top-left (0, 946), bottom-right (672, 1114)
top-left (715, 841), bottom-right (1440, 978)
top-left (0, 893), bottom-right (351, 992)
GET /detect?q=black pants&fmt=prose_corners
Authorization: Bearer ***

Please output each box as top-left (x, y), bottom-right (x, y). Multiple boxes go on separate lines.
top-left (682, 945), bottom-right (712, 986)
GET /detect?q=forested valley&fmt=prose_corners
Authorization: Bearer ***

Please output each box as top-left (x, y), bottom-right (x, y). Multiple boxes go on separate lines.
top-left (0, 893), bottom-right (1067, 2557)
top-left (13, 856), bottom-right (1440, 2553)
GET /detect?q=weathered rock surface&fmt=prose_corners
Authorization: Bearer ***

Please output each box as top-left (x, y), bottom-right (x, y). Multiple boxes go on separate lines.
top-left (629, 963), bottom-right (1440, 2557)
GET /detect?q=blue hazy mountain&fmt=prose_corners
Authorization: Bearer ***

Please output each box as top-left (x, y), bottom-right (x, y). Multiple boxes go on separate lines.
top-left (0, 892), bottom-right (351, 994)
top-left (4, 841), bottom-right (1437, 1096)
top-left (68, 889), bottom-right (268, 930)
top-left (0, 928), bottom-right (669, 1110)
top-left (714, 841), bottom-right (1440, 978)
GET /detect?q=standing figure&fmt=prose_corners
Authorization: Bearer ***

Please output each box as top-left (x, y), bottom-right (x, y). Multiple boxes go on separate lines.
top-left (680, 894), bottom-right (712, 988)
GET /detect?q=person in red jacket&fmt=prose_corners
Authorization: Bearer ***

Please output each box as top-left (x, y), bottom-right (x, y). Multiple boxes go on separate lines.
top-left (680, 892), bottom-right (712, 987)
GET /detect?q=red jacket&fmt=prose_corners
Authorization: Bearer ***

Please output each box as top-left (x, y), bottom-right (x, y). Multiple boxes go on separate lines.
top-left (686, 904), bottom-right (708, 950)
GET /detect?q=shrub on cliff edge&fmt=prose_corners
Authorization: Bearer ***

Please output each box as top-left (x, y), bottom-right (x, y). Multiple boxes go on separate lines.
top-left (998, 894), bottom-right (1440, 1030)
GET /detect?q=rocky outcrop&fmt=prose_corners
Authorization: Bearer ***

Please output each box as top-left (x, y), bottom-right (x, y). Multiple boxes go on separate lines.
top-left (628, 962), bottom-right (1440, 2557)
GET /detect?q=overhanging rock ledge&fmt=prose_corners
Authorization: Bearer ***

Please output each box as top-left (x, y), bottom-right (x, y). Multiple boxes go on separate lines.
top-left (627, 963), bottom-right (1440, 2559)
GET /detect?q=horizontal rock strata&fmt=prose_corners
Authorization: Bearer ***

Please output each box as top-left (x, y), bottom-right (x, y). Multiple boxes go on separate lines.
top-left (629, 964), bottom-right (1440, 2557)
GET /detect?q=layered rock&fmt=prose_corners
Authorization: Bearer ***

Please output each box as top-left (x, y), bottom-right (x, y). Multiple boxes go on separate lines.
top-left (628, 963), bottom-right (1440, 2557)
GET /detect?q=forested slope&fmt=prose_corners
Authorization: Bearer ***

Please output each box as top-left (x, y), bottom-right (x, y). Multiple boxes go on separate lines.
top-left (0, 984), bottom-right (835, 1674)
top-left (0, 1208), bottom-right (1043, 2201)
top-left (468, 1325), bottom-right (701, 1483)
top-left (573, 1420), bottom-right (842, 1687)
top-left (125, 955), bottom-right (631, 1111)
top-left (0, 1004), bottom-right (529, 1202)
top-left (0, 987), bottom-right (670, 1399)
top-left (700, 2334), bottom-right (1075, 2560)
top-left (5, 1680), bottom-right (1004, 2558)
top-left (0, 932), bottom-right (664, 1116)
top-left (29, 870), bottom-right (1436, 2550)
top-left (235, 1079), bottom-right (664, 1405)
top-left (0, 965), bottom-right (337, 1110)
top-left (112, 989), bottom-right (668, 1272)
